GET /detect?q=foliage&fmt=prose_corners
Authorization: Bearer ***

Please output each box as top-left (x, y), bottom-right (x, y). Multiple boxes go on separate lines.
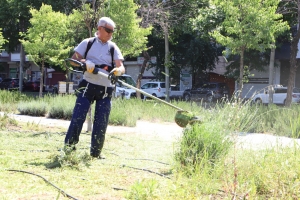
top-left (20, 4), bottom-right (72, 67)
top-left (127, 179), bottom-right (159, 200)
top-left (0, 113), bottom-right (17, 130)
top-left (49, 149), bottom-right (92, 170)
top-left (68, 6), bottom-right (93, 45)
top-left (224, 49), bottom-right (271, 79)
top-left (47, 94), bottom-right (76, 120)
top-left (147, 30), bottom-right (220, 83)
top-left (174, 33), bottom-right (219, 76)
top-left (17, 100), bottom-right (48, 116)
top-left (0, 90), bottom-right (31, 103)
top-left (249, 104), bottom-right (300, 138)
top-left (211, 0), bottom-right (288, 55)
top-left (105, 0), bottom-right (152, 57)
top-left (20, 4), bottom-right (73, 97)
top-left (190, 2), bottom-right (224, 37)
top-left (209, 0), bottom-right (289, 92)
top-left (175, 123), bottom-right (233, 176)
top-left (0, 0), bottom-right (81, 52)
top-left (0, 28), bottom-right (6, 48)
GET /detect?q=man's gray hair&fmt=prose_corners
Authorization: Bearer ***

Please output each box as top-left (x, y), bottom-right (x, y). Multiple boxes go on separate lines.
top-left (97, 17), bottom-right (116, 28)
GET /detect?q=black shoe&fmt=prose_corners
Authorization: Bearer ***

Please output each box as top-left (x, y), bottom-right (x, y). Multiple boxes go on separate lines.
top-left (63, 145), bottom-right (76, 154)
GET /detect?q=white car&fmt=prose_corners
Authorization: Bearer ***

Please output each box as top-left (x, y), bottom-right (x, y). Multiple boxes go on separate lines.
top-left (140, 81), bottom-right (167, 99)
top-left (114, 74), bottom-right (136, 99)
top-left (252, 86), bottom-right (300, 105)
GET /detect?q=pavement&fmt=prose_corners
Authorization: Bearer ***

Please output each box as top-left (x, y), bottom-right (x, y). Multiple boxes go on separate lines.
top-left (1, 112), bottom-right (184, 141)
top-left (2, 112), bottom-right (300, 150)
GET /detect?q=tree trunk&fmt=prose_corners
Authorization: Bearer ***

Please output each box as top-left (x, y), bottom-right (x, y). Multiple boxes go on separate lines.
top-left (19, 44), bottom-right (24, 92)
top-left (164, 28), bottom-right (170, 102)
top-left (268, 47), bottom-right (275, 104)
top-left (286, 27), bottom-right (300, 106)
top-left (238, 50), bottom-right (244, 99)
top-left (136, 51), bottom-right (150, 99)
top-left (39, 58), bottom-right (44, 98)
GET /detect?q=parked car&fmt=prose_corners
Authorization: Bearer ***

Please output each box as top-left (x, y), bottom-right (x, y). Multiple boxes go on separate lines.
top-left (114, 74), bottom-right (137, 99)
top-left (24, 81), bottom-right (45, 92)
top-left (0, 78), bottom-right (23, 91)
top-left (169, 84), bottom-right (184, 99)
top-left (252, 86), bottom-right (300, 105)
top-left (139, 81), bottom-right (167, 99)
top-left (183, 82), bottom-right (229, 102)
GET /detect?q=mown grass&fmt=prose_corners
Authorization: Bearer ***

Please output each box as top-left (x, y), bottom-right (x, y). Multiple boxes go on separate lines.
top-left (0, 90), bottom-right (300, 199)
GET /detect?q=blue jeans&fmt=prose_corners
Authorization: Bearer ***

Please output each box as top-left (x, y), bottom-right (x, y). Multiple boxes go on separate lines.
top-left (65, 80), bottom-right (112, 157)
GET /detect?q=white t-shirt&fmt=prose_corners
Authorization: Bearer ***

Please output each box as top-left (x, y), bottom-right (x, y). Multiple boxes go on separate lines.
top-left (74, 37), bottom-right (124, 87)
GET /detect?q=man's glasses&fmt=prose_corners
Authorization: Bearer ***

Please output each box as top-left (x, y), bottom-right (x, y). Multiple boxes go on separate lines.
top-left (101, 26), bottom-right (114, 34)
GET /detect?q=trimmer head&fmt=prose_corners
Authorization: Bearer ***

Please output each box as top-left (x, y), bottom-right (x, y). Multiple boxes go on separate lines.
top-left (174, 110), bottom-right (202, 128)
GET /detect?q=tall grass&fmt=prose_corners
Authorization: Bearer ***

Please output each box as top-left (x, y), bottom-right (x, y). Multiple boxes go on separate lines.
top-left (0, 90), bottom-right (33, 113)
top-left (0, 90), bottom-right (299, 137)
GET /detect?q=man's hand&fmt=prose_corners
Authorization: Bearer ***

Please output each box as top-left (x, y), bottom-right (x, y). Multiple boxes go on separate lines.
top-left (85, 60), bottom-right (95, 73)
top-left (108, 68), bottom-right (123, 84)
top-left (110, 68), bottom-right (123, 76)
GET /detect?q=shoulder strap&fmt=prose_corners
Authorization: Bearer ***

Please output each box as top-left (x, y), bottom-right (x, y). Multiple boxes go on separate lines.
top-left (84, 37), bottom-right (96, 59)
top-left (109, 43), bottom-right (115, 68)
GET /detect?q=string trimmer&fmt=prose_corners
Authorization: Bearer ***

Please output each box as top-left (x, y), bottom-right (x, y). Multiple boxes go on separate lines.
top-left (65, 58), bottom-right (201, 128)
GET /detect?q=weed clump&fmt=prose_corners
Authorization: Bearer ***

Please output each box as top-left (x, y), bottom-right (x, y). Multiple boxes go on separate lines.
top-left (175, 123), bottom-right (233, 176)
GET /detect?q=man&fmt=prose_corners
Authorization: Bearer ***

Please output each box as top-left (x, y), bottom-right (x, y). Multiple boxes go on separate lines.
top-left (65, 17), bottom-right (125, 159)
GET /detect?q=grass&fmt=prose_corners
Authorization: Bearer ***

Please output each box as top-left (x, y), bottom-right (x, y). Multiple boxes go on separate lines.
top-left (1, 118), bottom-right (299, 199)
top-left (0, 119), bottom-right (175, 199)
top-left (1, 91), bottom-right (300, 199)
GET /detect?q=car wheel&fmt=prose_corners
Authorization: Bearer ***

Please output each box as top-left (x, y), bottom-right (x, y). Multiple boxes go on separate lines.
top-left (183, 94), bottom-right (191, 102)
top-left (53, 87), bottom-right (58, 94)
top-left (255, 98), bottom-right (262, 105)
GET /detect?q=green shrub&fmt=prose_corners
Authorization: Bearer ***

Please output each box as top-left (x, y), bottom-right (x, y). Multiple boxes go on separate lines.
top-left (110, 98), bottom-right (140, 126)
top-left (0, 90), bottom-right (33, 112)
top-left (47, 95), bottom-right (76, 120)
top-left (175, 123), bottom-right (233, 175)
top-left (17, 101), bottom-right (48, 116)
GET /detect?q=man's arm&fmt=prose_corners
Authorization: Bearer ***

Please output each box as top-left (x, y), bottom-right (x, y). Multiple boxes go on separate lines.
top-left (70, 52), bottom-right (85, 66)
top-left (115, 60), bottom-right (125, 75)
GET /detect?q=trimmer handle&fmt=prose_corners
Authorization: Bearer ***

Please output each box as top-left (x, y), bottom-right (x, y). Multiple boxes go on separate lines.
top-left (65, 58), bottom-right (117, 84)
top-left (65, 58), bottom-right (86, 69)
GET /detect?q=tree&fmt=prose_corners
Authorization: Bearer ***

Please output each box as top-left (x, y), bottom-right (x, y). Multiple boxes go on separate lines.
top-left (105, 0), bottom-right (152, 57)
top-left (173, 33), bottom-right (219, 84)
top-left (136, 0), bottom-right (202, 101)
top-left (277, 0), bottom-right (300, 106)
top-left (20, 4), bottom-right (72, 97)
top-left (210, 0), bottom-right (289, 98)
top-left (0, 0), bottom-right (82, 52)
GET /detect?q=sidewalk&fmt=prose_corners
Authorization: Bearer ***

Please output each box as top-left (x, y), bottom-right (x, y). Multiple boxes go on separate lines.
top-left (1, 112), bottom-right (184, 141)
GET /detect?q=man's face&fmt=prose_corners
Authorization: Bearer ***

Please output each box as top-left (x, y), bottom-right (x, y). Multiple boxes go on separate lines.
top-left (98, 24), bottom-right (114, 42)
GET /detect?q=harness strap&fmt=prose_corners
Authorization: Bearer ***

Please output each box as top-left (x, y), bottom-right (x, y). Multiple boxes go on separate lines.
top-left (103, 86), bottom-right (108, 99)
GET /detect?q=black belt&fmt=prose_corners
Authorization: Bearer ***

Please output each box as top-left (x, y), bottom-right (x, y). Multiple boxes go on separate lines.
top-left (95, 64), bottom-right (113, 73)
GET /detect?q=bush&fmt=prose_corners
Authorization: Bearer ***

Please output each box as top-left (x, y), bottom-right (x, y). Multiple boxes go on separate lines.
top-left (175, 123), bottom-right (233, 175)
top-left (47, 95), bottom-right (76, 120)
top-left (17, 101), bottom-right (48, 116)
